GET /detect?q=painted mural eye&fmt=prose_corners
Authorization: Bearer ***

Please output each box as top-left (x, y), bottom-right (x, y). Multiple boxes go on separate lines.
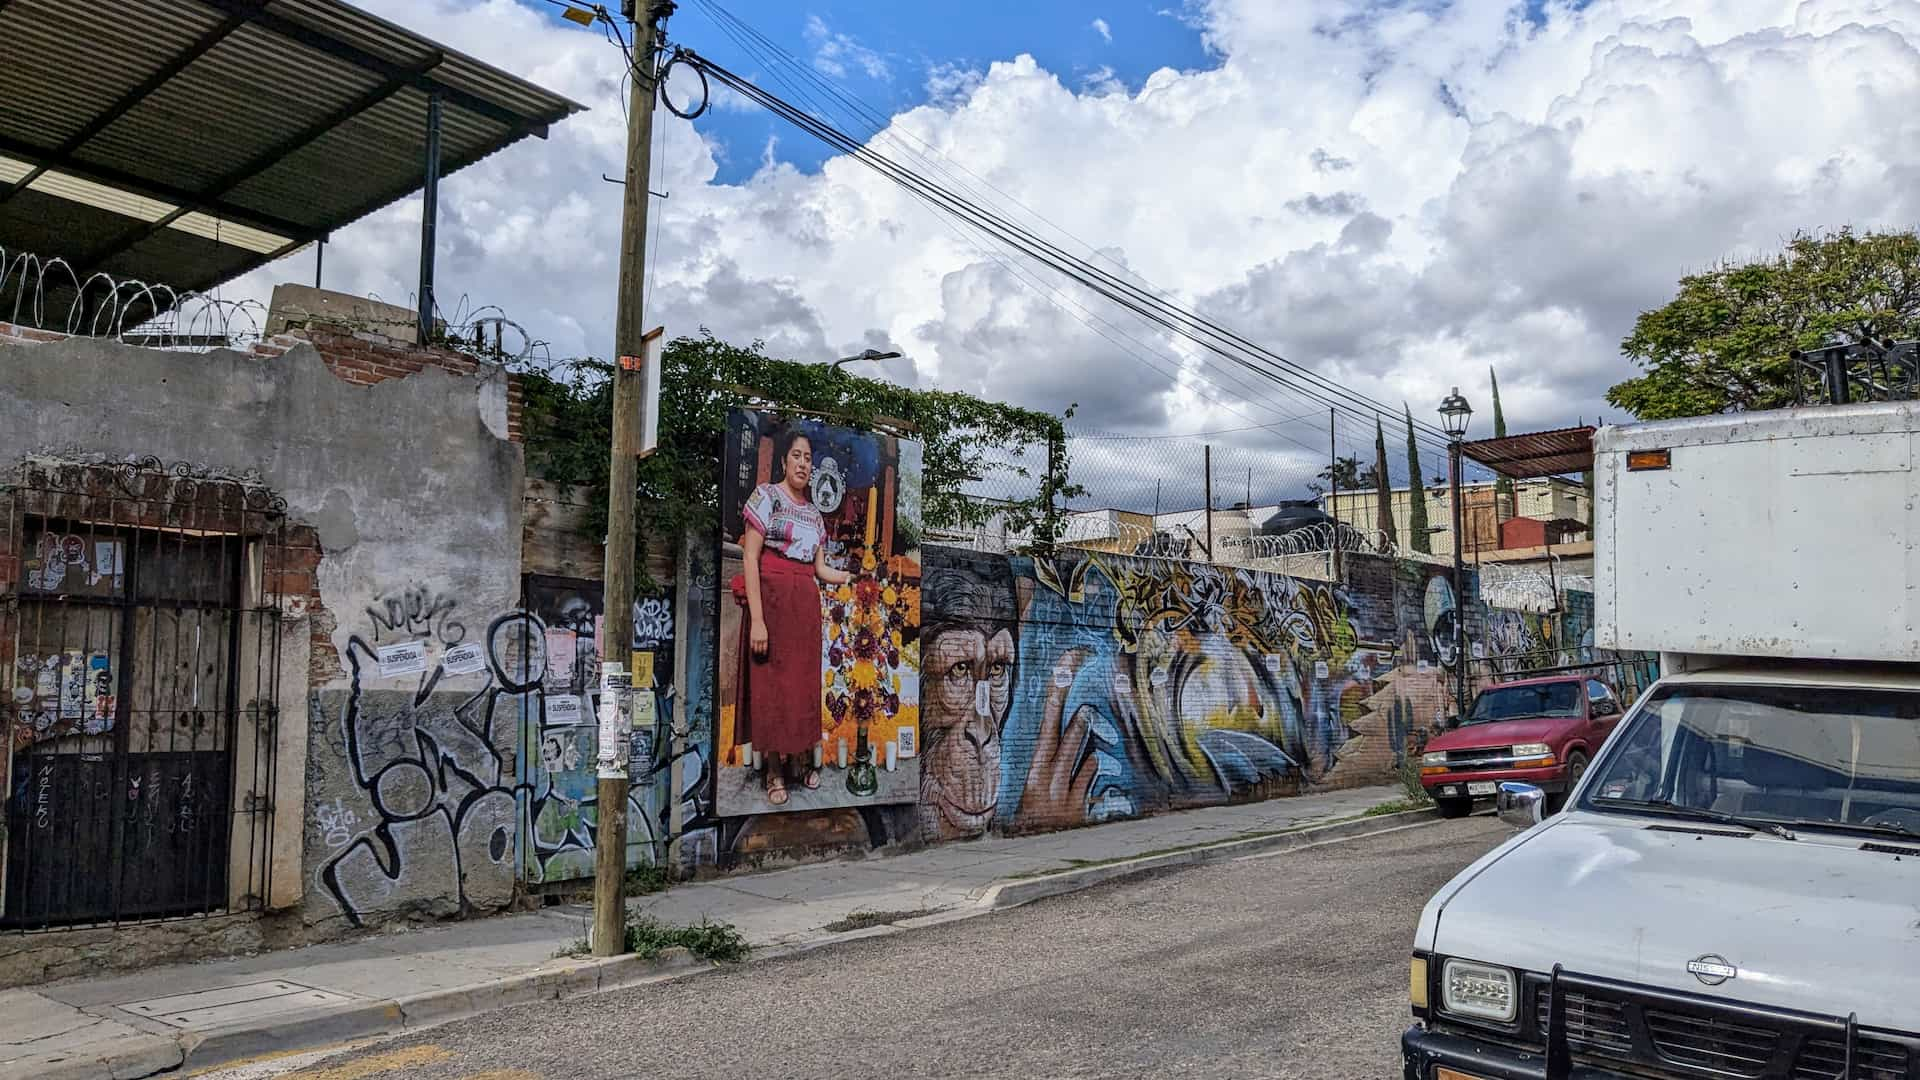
top-left (947, 661), bottom-right (973, 683)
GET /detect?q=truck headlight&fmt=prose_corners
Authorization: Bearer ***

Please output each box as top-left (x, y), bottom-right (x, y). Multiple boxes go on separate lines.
top-left (1442, 959), bottom-right (1516, 1022)
top-left (1511, 743), bottom-right (1551, 758)
top-left (1421, 751), bottom-right (1447, 766)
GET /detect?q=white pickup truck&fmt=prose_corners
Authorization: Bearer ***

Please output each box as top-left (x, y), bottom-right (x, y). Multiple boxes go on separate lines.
top-left (1402, 403), bottom-right (1920, 1080)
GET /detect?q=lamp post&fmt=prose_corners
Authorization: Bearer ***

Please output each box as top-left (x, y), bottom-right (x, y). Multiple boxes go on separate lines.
top-left (831, 348), bottom-right (903, 370)
top-left (1438, 387), bottom-right (1473, 721)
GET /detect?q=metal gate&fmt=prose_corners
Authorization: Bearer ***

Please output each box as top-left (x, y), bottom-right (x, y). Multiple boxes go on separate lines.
top-left (1, 458), bottom-right (288, 929)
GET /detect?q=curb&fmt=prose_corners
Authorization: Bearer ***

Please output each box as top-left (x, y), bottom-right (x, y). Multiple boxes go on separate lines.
top-left (18, 949), bottom-right (708, 1080)
top-left (978, 808), bottom-right (1440, 910)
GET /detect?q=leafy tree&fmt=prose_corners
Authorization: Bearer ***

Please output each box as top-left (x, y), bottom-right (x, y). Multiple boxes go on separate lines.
top-left (517, 332), bottom-right (1079, 580)
top-left (1403, 404), bottom-right (1430, 553)
top-left (1312, 455), bottom-right (1366, 494)
top-left (1606, 228), bottom-right (1920, 420)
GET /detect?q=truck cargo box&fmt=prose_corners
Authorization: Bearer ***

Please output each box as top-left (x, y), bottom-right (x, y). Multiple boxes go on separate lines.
top-left (1594, 401), bottom-right (1920, 662)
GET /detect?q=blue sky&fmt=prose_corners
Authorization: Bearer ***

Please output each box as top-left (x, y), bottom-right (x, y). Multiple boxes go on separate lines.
top-left (521, 0), bottom-right (1218, 184)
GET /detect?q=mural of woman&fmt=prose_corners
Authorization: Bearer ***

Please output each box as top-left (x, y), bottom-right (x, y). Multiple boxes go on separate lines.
top-left (731, 427), bottom-right (852, 805)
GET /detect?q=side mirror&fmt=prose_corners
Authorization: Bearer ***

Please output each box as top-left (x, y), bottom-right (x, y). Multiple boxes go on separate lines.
top-left (1497, 782), bottom-right (1546, 829)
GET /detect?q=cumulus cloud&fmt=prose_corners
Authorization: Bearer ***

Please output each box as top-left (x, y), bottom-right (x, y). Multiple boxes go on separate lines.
top-left (804, 15), bottom-right (891, 81)
top-left (220, 0), bottom-right (1920, 486)
top-left (1092, 17), bottom-right (1114, 43)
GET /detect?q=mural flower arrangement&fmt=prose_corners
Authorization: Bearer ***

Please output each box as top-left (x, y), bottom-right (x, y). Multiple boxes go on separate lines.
top-left (823, 548), bottom-right (920, 779)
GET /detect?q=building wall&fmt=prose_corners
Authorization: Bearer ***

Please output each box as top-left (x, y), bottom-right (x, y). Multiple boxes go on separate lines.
top-left (670, 542), bottom-right (1494, 866)
top-left (0, 325), bottom-right (527, 977)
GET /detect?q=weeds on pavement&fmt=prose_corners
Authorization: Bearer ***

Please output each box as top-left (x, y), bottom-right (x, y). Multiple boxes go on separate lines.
top-left (626, 916), bottom-right (750, 962)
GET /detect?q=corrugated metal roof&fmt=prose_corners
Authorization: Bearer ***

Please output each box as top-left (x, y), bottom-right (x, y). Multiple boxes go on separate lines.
top-left (0, 0), bottom-right (585, 302)
top-left (1461, 426), bottom-right (1596, 479)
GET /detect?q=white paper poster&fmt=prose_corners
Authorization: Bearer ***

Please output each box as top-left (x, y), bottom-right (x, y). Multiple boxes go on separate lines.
top-left (596, 664), bottom-right (632, 779)
top-left (442, 642), bottom-right (486, 676)
top-left (376, 641), bottom-right (429, 678)
top-left (546, 694), bottom-right (583, 724)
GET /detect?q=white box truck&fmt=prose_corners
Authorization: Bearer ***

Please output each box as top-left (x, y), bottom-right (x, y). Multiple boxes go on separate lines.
top-left (1402, 402), bottom-right (1920, 1080)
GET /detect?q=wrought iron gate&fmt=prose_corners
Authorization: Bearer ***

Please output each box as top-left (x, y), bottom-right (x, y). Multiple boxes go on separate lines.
top-left (1, 458), bottom-right (288, 929)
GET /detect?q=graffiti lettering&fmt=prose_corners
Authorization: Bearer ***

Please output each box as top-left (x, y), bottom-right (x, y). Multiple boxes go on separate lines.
top-left (365, 585), bottom-right (465, 645)
top-left (632, 596), bottom-right (673, 650)
top-left (315, 797), bottom-right (358, 848)
top-left (314, 610), bottom-right (538, 925)
top-left (34, 762), bottom-right (53, 830)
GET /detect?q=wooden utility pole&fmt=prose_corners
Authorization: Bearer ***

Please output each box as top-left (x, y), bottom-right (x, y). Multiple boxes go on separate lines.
top-left (594, 0), bottom-right (672, 958)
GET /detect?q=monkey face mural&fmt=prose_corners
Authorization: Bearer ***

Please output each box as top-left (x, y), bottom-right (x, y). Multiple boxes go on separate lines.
top-left (917, 557), bottom-right (1017, 841)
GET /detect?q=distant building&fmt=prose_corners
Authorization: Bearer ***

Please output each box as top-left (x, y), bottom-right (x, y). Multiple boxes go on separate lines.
top-left (1319, 476), bottom-right (1591, 558)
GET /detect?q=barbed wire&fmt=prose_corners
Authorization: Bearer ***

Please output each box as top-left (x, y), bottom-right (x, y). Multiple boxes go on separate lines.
top-left (1, 245), bottom-right (548, 365)
top-left (1, 245), bottom-right (269, 348)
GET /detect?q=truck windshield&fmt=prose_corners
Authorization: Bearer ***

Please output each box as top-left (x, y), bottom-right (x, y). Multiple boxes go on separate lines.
top-left (1464, 682), bottom-right (1582, 725)
top-left (1580, 683), bottom-right (1920, 836)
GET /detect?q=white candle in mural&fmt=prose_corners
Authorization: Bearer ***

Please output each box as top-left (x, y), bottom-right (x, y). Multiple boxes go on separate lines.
top-left (738, 741), bottom-right (752, 768)
top-left (751, 749), bottom-right (763, 771)
top-left (885, 740), bottom-right (898, 771)
top-left (812, 744), bottom-right (823, 768)
top-left (837, 738), bottom-right (848, 768)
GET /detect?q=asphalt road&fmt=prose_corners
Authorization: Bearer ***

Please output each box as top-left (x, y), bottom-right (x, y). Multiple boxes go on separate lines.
top-left (215, 816), bottom-right (1508, 1080)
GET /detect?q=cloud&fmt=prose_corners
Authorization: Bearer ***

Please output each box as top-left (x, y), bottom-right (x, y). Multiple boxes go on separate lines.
top-left (1092, 17), bottom-right (1113, 43)
top-left (804, 15), bottom-right (891, 81)
top-left (208, 0), bottom-right (1920, 501)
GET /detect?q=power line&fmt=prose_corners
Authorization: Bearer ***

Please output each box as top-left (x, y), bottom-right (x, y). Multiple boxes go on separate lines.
top-left (666, 25), bottom-right (1458, 457)
top-left (690, 5), bottom-right (1352, 453)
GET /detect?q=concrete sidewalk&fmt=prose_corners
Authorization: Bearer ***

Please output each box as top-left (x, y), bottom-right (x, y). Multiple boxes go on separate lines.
top-left (1, 784), bottom-right (1423, 1080)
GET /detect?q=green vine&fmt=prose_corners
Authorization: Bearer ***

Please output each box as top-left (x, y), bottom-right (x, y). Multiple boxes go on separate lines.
top-left (515, 332), bottom-right (1081, 579)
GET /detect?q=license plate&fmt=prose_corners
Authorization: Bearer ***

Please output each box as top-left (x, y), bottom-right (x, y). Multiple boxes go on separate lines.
top-left (1468, 781), bottom-right (1497, 796)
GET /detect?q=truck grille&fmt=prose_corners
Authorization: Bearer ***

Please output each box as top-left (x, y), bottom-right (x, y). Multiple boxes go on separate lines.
top-left (1444, 748), bottom-right (1509, 765)
top-left (1527, 982), bottom-right (1915, 1080)
top-left (1644, 1009), bottom-right (1777, 1076)
top-left (1794, 1036), bottom-right (1911, 1080)
top-left (1533, 988), bottom-right (1632, 1056)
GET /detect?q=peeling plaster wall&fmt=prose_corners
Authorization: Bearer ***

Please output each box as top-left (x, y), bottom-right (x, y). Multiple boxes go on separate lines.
top-left (0, 335), bottom-right (525, 946)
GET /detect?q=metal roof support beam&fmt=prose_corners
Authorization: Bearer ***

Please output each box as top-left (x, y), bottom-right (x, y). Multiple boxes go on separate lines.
top-left (197, 0), bottom-right (562, 134)
top-left (417, 91), bottom-right (441, 345)
top-left (0, 5), bottom-right (261, 207)
top-left (72, 54), bottom-right (442, 277)
top-left (0, 133), bottom-right (317, 243)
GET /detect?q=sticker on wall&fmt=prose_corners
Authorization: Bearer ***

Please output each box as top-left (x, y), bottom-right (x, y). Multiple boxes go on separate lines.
top-left (376, 641), bottom-right (429, 678)
top-left (59, 650), bottom-right (86, 718)
top-left (629, 650), bottom-right (655, 689)
top-left (1314, 660), bottom-right (1330, 680)
top-left (1264, 654), bottom-right (1282, 672)
top-left (897, 726), bottom-right (917, 758)
top-left (1113, 672), bottom-right (1132, 695)
top-left (442, 642), bottom-right (487, 676)
top-left (1416, 659), bottom-right (1430, 674)
top-left (1149, 666), bottom-right (1169, 689)
top-left (546, 695), bottom-right (584, 724)
top-left (1471, 642), bottom-right (1486, 660)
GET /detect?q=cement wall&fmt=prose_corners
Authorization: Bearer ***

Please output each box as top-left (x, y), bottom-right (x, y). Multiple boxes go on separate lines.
top-left (0, 331), bottom-right (527, 963)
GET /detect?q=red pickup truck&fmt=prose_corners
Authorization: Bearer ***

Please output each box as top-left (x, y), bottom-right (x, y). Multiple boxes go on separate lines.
top-left (1418, 673), bottom-right (1624, 818)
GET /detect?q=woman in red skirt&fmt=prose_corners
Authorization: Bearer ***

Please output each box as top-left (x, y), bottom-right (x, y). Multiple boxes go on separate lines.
top-left (734, 427), bottom-right (852, 805)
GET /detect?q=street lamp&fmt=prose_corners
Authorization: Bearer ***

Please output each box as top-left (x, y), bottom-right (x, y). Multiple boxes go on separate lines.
top-left (831, 348), bottom-right (903, 370)
top-left (1438, 387), bottom-right (1473, 722)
